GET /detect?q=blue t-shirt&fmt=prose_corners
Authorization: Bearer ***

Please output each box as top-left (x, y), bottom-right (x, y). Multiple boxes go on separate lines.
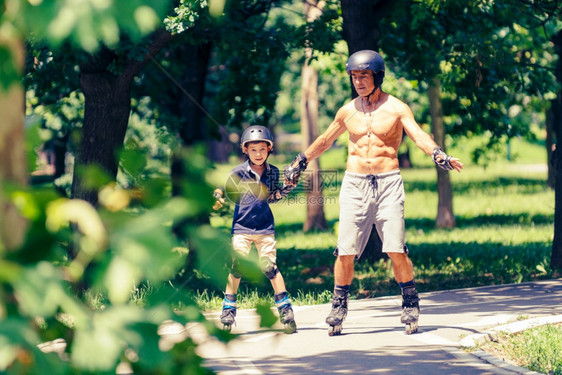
top-left (226, 161), bottom-right (282, 235)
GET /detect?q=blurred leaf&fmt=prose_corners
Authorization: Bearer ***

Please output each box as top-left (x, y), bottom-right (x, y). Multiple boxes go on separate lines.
top-left (0, 45), bottom-right (20, 90)
top-left (105, 198), bottom-right (190, 303)
top-left (231, 252), bottom-right (263, 284)
top-left (14, 262), bottom-right (87, 320)
top-left (0, 318), bottom-right (68, 374)
top-left (71, 305), bottom-right (173, 371)
top-left (140, 177), bottom-right (170, 207)
top-left (256, 303), bottom-right (277, 329)
top-left (188, 225), bottom-right (231, 287)
top-left (0, 260), bottom-right (22, 283)
top-left (120, 147), bottom-right (148, 178)
top-left (74, 164), bottom-right (113, 191)
top-left (104, 256), bottom-right (142, 303)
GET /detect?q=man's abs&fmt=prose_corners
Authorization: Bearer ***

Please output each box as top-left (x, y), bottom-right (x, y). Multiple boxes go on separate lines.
top-left (346, 154), bottom-right (399, 174)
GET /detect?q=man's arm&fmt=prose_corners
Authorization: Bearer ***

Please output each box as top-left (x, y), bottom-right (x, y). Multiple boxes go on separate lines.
top-left (400, 103), bottom-right (463, 172)
top-left (303, 112), bottom-right (348, 161)
top-left (284, 109), bottom-right (348, 184)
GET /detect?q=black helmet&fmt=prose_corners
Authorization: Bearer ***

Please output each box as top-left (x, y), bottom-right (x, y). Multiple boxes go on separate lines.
top-left (346, 50), bottom-right (385, 75)
top-left (240, 125), bottom-right (274, 148)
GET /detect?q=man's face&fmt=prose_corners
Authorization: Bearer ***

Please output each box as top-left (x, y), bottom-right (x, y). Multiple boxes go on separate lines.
top-left (244, 141), bottom-right (271, 165)
top-left (350, 69), bottom-right (375, 97)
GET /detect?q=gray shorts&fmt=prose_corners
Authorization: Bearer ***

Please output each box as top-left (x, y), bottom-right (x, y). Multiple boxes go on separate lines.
top-left (336, 170), bottom-right (406, 259)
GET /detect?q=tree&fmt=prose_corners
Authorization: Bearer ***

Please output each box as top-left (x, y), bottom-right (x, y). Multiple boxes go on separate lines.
top-left (0, 35), bottom-right (27, 250)
top-left (550, 28), bottom-right (562, 269)
top-left (301, 0), bottom-right (328, 231)
top-left (380, 1), bottom-right (554, 228)
top-left (73, 31), bottom-right (174, 205)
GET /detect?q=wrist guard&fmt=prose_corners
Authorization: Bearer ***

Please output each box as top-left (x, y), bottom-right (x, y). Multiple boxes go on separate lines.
top-left (268, 184), bottom-right (295, 203)
top-left (283, 153), bottom-right (308, 185)
top-left (432, 147), bottom-right (454, 171)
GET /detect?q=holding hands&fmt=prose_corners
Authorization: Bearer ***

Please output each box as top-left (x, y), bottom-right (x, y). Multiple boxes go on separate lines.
top-left (283, 152), bottom-right (309, 185)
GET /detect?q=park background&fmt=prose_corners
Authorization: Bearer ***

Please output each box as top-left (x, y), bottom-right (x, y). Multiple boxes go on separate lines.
top-left (0, 0), bottom-right (560, 374)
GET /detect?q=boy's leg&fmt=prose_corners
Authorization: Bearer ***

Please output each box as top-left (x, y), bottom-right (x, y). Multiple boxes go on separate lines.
top-left (254, 234), bottom-right (297, 334)
top-left (269, 270), bottom-right (287, 294)
top-left (220, 234), bottom-right (252, 331)
top-left (220, 291), bottom-right (238, 330)
top-left (225, 271), bottom-right (242, 295)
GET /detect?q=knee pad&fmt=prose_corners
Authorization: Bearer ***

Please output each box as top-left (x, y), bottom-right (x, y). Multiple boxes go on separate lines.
top-left (230, 258), bottom-right (243, 279)
top-left (259, 257), bottom-right (279, 280)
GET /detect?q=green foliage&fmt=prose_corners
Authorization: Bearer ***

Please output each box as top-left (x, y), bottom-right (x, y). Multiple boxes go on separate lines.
top-left (380, 0), bottom-right (558, 163)
top-left (489, 325), bottom-right (562, 375)
top-left (0, 144), bottom-right (247, 373)
top-left (0, 45), bottom-right (20, 90)
top-left (164, 0), bottom-right (208, 34)
top-left (10, 0), bottom-right (172, 51)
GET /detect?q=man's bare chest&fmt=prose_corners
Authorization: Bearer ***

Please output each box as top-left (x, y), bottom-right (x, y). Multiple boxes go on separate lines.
top-left (346, 110), bottom-right (401, 139)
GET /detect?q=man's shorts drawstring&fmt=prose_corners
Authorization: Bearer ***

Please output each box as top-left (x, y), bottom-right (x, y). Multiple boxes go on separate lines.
top-left (367, 175), bottom-right (378, 198)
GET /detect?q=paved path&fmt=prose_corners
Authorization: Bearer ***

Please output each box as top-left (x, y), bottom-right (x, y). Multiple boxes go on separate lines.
top-left (187, 279), bottom-right (562, 375)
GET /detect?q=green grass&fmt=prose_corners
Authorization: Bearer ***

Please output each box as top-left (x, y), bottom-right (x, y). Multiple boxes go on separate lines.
top-left (201, 137), bottom-right (554, 309)
top-left (482, 324), bottom-right (562, 375)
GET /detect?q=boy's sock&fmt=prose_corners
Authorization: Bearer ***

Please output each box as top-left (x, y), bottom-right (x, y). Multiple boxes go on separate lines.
top-left (222, 293), bottom-right (237, 310)
top-left (274, 291), bottom-right (291, 308)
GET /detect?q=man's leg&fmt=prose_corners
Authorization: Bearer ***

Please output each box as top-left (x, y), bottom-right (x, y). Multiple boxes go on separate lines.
top-left (334, 254), bottom-right (355, 285)
top-left (326, 255), bottom-right (355, 335)
top-left (386, 252), bottom-right (414, 283)
top-left (387, 252), bottom-right (420, 334)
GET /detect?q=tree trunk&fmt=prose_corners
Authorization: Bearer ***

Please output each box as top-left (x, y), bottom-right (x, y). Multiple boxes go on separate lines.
top-left (53, 134), bottom-right (69, 180)
top-left (71, 31), bottom-right (172, 205)
top-left (551, 29), bottom-right (562, 270)
top-left (341, 0), bottom-right (395, 53)
top-left (72, 49), bottom-right (134, 205)
top-left (546, 107), bottom-right (555, 189)
top-left (341, 0), bottom-right (395, 99)
top-left (0, 37), bottom-right (27, 250)
top-left (301, 0), bottom-right (327, 232)
top-left (177, 42), bottom-right (213, 146)
top-left (428, 77), bottom-right (455, 228)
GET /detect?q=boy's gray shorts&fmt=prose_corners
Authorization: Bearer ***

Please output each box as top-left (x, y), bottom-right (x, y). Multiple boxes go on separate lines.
top-left (336, 170), bottom-right (406, 259)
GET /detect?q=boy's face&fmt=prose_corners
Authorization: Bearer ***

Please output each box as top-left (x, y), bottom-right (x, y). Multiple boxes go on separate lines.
top-left (244, 141), bottom-right (271, 166)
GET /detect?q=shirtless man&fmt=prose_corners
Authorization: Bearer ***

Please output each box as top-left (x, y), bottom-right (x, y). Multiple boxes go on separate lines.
top-left (284, 50), bottom-right (463, 335)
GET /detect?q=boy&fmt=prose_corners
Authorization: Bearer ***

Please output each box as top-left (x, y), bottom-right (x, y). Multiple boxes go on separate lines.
top-left (213, 125), bottom-right (297, 334)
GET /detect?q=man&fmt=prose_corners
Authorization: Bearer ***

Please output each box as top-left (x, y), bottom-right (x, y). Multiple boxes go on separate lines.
top-left (284, 50), bottom-right (463, 335)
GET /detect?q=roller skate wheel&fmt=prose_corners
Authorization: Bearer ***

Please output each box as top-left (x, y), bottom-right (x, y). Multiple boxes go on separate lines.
top-left (223, 324), bottom-right (232, 332)
top-left (405, 322), bottom-right (418, 335)
top-left (328, 324), bottom-right (342, 336)
top-left (284, 321), bottom-right (297, 334)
